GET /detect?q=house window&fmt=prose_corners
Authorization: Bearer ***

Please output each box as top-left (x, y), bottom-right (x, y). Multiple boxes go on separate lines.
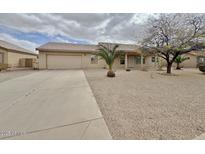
top-left (120, 57), bottom-right (125, 65)
top-left (200, 57), bottom-right (205, 63)
top-left (141, 57), bottom-right (145, 64)
top-left (197, 56), bottom-right (205, 64)
top-left (91, 55), bottom-right (98, 64)
top-left (151, 56), bottom-right (155, 63)
top-left (136, 56), bottom-right (141, 64)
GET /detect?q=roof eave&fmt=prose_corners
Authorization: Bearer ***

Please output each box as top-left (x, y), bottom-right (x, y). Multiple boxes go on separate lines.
top-left (1, 46), bottom-right (37, 56)
top-left (37, 49), bottom-right (97, 53)
top-left (9, 49), bottom-right (37, 56)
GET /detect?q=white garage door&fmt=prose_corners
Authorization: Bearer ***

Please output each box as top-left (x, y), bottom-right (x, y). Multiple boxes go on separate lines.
top-left (47, 55), bottom-right (82, 69)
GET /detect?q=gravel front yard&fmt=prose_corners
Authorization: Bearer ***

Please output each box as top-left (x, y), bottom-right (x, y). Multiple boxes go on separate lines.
top-left (84, 68), bottom-right (205, 139)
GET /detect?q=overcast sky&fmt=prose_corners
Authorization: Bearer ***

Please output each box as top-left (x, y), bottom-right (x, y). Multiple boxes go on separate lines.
top-left (0, 13), bottom-right (152, 53)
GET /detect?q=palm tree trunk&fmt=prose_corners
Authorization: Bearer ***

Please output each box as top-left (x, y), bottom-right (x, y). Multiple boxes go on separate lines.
top-left (176, 62), bottom-right (180, 70)
top-left (108, 64), bottom-right (112, 71)
top-left (107, 64), bottom-right (115, 77)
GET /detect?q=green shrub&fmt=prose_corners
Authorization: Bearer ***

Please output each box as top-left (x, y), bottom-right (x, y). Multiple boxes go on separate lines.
top-left (0, 64), bottom-right (8, 71)
top-left (199, 64), bottom-right (205, 73)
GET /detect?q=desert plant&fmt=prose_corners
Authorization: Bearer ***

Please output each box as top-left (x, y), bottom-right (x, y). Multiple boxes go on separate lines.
top-left (126, 68), bottom-right (131, 71)
top-left (199, 64), bottom-right (205, 73)
top-left (96, 44), bottom-right (122, 77)
top-left (156, 58), bottom-right (165, 71)
top-left (0, 64), bottom-right (8, 71)
top-left (174, 56), bottom-right (190, 70)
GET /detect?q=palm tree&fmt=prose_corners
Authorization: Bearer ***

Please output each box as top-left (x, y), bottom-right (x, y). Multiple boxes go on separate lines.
top-left (174, 56), bottom-right (190, 70)
top-left (96, 44), bottom-right (122, 77)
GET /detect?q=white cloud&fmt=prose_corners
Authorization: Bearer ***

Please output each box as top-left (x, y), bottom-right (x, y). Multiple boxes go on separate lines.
top-left (0, 33), bottom-right (38, 53)
top-left (0, 13), bottom-right (151, 47)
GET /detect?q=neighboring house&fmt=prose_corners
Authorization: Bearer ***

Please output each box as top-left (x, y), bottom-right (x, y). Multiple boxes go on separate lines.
top-left (36, 42), bottom-right (205, 70)
top-left (187, 51), bottom-right (205, 67)
top-left (145, 51), bottom-right (205, 69)
top-left (36, 42), bottom-right (143, 70)
top-left (0, 40), bottom-right (37, 68)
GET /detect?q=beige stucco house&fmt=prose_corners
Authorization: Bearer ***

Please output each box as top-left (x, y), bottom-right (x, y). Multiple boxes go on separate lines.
top-left (37, 42), bottom-right (205, 70)
top-left (185, 51), bottom-right (205, 67)
top-left (0, 40), bottom-right (37, 68)
top-left (145, 51), bottom-right (205, 69)
top-left (36, 42), bottom-right (144, 70)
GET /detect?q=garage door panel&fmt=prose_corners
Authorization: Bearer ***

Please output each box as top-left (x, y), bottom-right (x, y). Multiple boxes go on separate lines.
top-left (47, 55), bottom-right (82, 69)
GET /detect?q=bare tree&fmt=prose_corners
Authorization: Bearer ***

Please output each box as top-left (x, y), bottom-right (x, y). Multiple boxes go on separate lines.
top-left (142, 14), bottom-right (205, 73)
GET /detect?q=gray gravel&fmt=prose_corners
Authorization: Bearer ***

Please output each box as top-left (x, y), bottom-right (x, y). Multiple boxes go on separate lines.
top-left (84, 68), bottom-right (205, 139)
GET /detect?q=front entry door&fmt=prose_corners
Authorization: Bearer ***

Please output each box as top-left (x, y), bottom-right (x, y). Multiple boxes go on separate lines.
top-left (128, 56), bottom-right (135, 68)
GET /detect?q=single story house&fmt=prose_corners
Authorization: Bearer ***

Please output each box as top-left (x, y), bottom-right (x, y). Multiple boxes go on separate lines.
top-left (36, 42), bottom-right (205, 70)
top-left (145, 51), bottom-right (205, 69)
top-left (36, 42), bottom-right (144, 70)
top-left (186, 51), bottom-right (205, 67)
top-left (0, 40), bottom-right (37, 68)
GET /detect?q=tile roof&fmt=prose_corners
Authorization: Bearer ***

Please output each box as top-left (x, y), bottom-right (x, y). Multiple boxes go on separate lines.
top-left (188, 51), bottom-right (205, 56)
top-left (98, 42), bottom-right (140, 52)
top-left (36, 42), bottom-right (98, 52)
top-left (0, 40), bottom-right (37, 55)
top-left (36, 42), bottom-right (141, 53)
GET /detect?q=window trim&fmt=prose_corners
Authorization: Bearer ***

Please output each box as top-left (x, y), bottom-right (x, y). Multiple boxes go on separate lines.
top-left (120, 57), bottom-right (125, 65)
top-left (151, 56), bottom-right (155, 63)
top-left (90, 55), bottom-right (98, 64)
top-left (135, 56), bottom-right (141, 64)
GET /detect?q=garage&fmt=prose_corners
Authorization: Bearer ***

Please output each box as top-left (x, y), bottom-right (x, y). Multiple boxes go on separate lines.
top-left (36, 42), bottom-right (98, 69)
top-left (0, 53), bottom-right (3, 63)
top-left (47, 55), bottom-right (82, 69)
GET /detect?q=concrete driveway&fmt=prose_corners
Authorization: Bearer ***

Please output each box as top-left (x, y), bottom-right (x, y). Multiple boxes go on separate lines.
top-left (0, 70), bottom-right (111, 139)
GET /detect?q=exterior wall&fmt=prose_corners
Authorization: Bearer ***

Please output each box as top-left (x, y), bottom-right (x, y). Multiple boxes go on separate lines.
top-left (7, 51), bottom-right (37, 67)
top-left (113, 57), bottom-right (124, 69)
top-left (197, 56), bottom-right (205, 66)
top-left (180, 54), bottom-right (197, 68)
top-left (39, 51), bottom-right (125, 69)
top-left (82, 53), bottom-right (106, 69)
top-left (144, 55), bottom-right (167, 70)
top-left (0, 48), bottom-right (8, 64)
top-left (168, 54), bottom-right (197, 68)
top-left (145, 54), bottom-right (198, 69)
top-left (39, 51), bottom-right (198, 70)
top-left (126, 55), bottom-right (142, 69)
top-left (39, 52), bottom-right (47, 69)
top-left (19, 58), bottom-right (33, 67)
top-left (144, 56), bottom-right (157, 67)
